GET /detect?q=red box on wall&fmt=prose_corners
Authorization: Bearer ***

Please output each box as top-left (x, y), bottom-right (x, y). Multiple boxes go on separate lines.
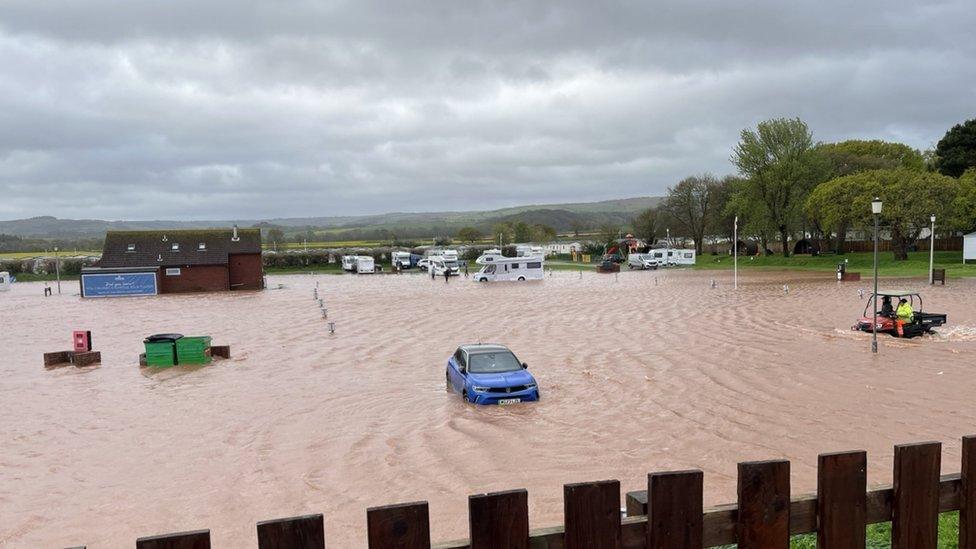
top-left (73, 331), bottom-right (92, 352)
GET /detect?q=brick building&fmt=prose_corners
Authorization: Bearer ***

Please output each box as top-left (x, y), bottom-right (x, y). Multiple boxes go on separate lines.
top-left (81, 227), bottom-right (264, 296)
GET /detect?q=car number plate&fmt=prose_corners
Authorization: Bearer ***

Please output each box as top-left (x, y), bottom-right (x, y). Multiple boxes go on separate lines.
top-left (497, 398), bottom-right (521, 405)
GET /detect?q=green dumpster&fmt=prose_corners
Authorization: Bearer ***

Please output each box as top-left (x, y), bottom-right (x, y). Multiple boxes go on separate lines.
top-left (143, 334), bottom-right (183, 367)
top-left (176, 336), bottom-right (212, 365)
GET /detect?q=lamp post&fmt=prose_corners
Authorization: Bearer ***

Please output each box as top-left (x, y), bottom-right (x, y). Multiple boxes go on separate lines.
top-left (733, 216), bottom-right (738, 290)
top-left (929, 214), bottom-right (936, 285)
top-left (871, 198), bottom-right (882, 354)
top-left (54, 246), bottom-right (61, 295)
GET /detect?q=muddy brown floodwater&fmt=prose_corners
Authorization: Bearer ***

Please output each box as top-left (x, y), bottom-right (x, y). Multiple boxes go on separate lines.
top-left (2, 270), bottom-right (976, 547)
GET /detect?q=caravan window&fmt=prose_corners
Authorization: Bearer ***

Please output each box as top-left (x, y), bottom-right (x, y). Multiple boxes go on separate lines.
top-left (683, 253), bottom-right (693, 258)
top-left (527, 262), bottom-right (542, 269)
top-left (511, 263), bottom-right (520, 269)
top-left (484, 265), bottom-right (496, 274)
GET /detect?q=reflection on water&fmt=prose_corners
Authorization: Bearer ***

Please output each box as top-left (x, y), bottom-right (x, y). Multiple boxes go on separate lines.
top-left (1, 271), bottom-right (975, 547)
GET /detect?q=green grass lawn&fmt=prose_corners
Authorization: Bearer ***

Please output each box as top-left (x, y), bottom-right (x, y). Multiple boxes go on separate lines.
top-left (784, 512), bottom-right (958, 548)
top-left (694, 251), bottom-right (975, 278)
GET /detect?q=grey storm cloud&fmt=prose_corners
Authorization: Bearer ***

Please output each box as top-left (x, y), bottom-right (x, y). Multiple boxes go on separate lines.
top-left (1, 0), bottom-right (974, 220)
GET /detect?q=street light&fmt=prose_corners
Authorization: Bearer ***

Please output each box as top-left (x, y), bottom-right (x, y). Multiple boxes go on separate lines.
top-left (733, 216), bottom-right (738, 290)
top-left (929, 214), bottom-right (936, 285)
top-left (871, 197), bottom-right (882, 354)
top-left (54, 246), bottom-right (61, 295)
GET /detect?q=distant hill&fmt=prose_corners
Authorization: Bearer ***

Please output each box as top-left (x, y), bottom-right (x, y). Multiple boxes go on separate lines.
top-left (0, 196), bottom-right (662, 239)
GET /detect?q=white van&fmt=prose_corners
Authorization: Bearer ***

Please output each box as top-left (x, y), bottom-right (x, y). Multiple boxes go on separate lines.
top-left (391, 251), bottom-right (412, 269)
top-left (476, 249), bottom-right (504, 265)
top-left (628, 253), bottom-right (659, 270)
top-left (429, 257), bottom-right (460, 277)
top-left (354, 255), bottom-right (375, 274)
top-left (341, 255), bottom-right (357, 271)
top-left (473, 257), bottom-right (544, 282)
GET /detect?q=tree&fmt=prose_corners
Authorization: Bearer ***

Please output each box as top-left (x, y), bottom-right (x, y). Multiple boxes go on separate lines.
top-left (569, 219), bottom-right (584, 237)
top-left (953, 169), bottom-right (976, 232)
top-left (457, 227), bottom-right (483, 242)
top-left (491, 223), bottom-right (514, 246)
top-left (598, 224), bottom-right (620, 251)
top-left (631, 208), bottom-right (660, 246)
top-left (513, 221), bottom-right (532, 243)
top-left (935, 119), bottom-right (976, 177)
top-left (731, 117), bottom-right (821, 257)
top-left (434, 236), bottom-right (453, 246)
top-left (811, 168), bottom-right (961, 260)
top-left (708, 175), bottom-right (744, 245)
top-left (265, 228), bottom-right (285, 248)
top-left (531, 224), bottom-right (557, 243)
top-left (815, 140), bottom-right (925, 176)
top-left (661, 174), bottom-right (717, 254)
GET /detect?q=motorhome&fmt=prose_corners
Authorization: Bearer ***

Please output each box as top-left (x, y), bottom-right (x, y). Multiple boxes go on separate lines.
top-left (627, 253), bottom-right (659, 270)
top-left (354, 255), bottom-right (375, 274)
top-left (516, 245), bottom-right (544, 258)
top-left (473, 257), bottom-right (544, 282)
top-left (475, 248), bottom-right (504, 265)
top-left (341, 255), bottom-right (357, 271)
top-left (441, 249), bottom-right (459, 262)
top-left (429, 257), bottom-right (460, 277)
top-left (645, 248), bottom-right (696, 266)
top-left (391, 251), bottom-right (413, 269)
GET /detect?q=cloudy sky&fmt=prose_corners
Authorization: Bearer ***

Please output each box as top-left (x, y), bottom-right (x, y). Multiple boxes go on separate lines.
top-left (1, 1), bottom-right (974, 220)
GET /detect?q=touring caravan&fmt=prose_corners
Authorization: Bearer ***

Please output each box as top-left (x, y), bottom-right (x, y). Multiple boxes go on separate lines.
top-left (516, 245), bottom-right (544, 258)
top-left (341, 255), bottom-right (357, 271)
top-left (354, 256), bottom-right (375, 274)
top-left (473, 257), bottom-right (544, 282)
top-left (0, 271), bottom-right (11, 291)
top-left (475, 249), bottom-right (504, 265)
top-left (391, 251), bottom-right (413, 269)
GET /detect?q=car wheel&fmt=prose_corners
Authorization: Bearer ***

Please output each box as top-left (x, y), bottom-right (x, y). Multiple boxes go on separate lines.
top-left (445, 375), bottom-right (452, 392)
top-left (462, 390), bottom-right (471, 403)
top-left (517, 276), bottom-right (525, 281)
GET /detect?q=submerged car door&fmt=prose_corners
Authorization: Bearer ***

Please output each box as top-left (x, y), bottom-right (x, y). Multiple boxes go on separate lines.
top-left (448, 349), bottom-right (466, 390)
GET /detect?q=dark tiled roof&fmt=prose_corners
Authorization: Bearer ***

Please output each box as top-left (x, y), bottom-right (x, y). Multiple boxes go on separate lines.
top-left (98, 228), bottom-right (262, 268)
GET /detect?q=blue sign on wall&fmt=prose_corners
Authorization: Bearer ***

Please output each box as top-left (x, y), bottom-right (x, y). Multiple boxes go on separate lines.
top-left (82, 272), bottom-right (158, 297)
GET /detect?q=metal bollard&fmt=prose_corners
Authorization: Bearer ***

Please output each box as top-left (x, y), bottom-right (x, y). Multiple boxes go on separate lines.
top-left (328, 321), bottom-right (335, 335)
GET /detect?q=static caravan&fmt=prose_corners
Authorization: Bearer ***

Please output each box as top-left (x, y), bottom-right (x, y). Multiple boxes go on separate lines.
top-left (341, 255), bottom-right (357, 271)
top-left (476, 248), bottom-right (504, 265)
top-left (354, 256), bottom-right (375, 274)
top-left (516, 245), bottom-right (544, 258)
top-left (473, 257), bottom-right (544, 282)
top-left (965, 232), bottom-right (976, 264)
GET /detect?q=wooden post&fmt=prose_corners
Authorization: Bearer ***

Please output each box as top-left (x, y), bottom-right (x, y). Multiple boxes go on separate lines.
top-left (892, 442), bottom-right (941, 549)
top-left (257, 514), bottom-right (325, 549)
top-left (367, 501), bottom-right (430, 549)
top-left (468, 489), bottom-right (529, 549)
top-left (647, 470), bottom-right (703, 549)
top-left (737, 460), bottom-right (790, 548)
top-left (817, 451), bottom-right (867, 549)
top-left (563, 480), bottom-right (621, 549)
top-left (136, 529), bottom-right (211, 549)
top-left (961, 436), bottom-right (976, 549)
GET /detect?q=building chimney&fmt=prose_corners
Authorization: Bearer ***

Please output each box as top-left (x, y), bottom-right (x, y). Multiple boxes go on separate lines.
top-left (232, 225), bottom-right (240, 242)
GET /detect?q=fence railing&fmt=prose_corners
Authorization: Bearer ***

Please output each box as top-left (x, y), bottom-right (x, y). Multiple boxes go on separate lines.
top-left (69, 435), bottom-right (976, 548)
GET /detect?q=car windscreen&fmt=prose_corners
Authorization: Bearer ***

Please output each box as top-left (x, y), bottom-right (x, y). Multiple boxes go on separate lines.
top-left (467, 351), bottom-right (522, 373)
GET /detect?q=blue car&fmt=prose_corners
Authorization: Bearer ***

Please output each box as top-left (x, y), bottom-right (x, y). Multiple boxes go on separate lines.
top-left (446, 344), bottom-right (539, 405)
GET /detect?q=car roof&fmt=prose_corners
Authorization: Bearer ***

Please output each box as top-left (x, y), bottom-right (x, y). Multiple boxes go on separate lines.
top-left (459, 344), bottom-right (511, 355)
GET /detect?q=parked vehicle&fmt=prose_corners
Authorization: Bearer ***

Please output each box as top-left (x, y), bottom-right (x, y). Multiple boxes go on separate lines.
top-left (628, 253), bottom-right (659, 270)
top-left (853, 290), bottom-right (946, 338)
top-left (475, 248), bottom-right (504, 265)
top-left (473, 257), bottom-right (544, 282)
top-left (645, 248), bottom-right (696, 266)
top-left (391, 251), bottom-right (413, 270)
top-left (597, 259), bottom-right (620, 273)
top-left (354, 255), bottom-right (375, 274)
top-left (429, 257), bottom-right (460, 276)
top-left (516, 245), bottom-right (544, 258)
top-left (341, 255), bottom-right (357, 271)
top-left (446, 344), bottom-right (539, 405)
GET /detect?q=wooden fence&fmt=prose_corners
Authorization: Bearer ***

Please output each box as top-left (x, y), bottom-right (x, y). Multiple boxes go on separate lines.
top-left (68, 436), bottom-right (976, 548)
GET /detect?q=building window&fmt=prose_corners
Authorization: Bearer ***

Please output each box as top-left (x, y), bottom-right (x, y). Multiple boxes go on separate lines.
top-left (126, 244), bottom-right (136, 252)
top-left (171, 243), bottom-right (180, 251)
top-left (165, 268), bottom-right (181, 276)
top-left (198, 242), bottom-right (206, 250)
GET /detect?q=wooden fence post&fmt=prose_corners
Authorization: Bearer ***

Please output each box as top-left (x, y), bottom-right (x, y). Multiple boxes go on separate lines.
top-left (961, 436), bottom-right (976, 549)
top-left (257, 514), bottom-right (325, 549)
top-left (564, 480), bottom-right (621, 549)
top-left (367, 501), bottom-right (431, 549)
top-left (737, 460), bottom-right (790, 549)
top-left (892, 442), bottom-right (941, 549)
top-left (468, 489), bottom-right (529, 549)
top-left (817, 451), bottom-right (866, 549)
top-left (647, 470), bottom-right (703, 549)
top-left (135, 529), bottom-right (211, 549)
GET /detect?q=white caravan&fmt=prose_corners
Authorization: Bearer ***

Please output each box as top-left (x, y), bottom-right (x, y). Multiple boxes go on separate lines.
top-left (429, 257), bottom-right (460, 276)
top-left (473, 257), bottom-right (544, 282)
top-left (627, 253), bottom-right (660, 270)
top-left (475, 248), bottom-right (504, 265)
top-left (354, 255), bottom-right (375, 274)
top-left (645, 248), bottom-right (696, 266)
top-left (516, 245), bottom-right (544, 258)
top-left (441, 249), bottom-right (459, 262)
top-left (0, 271), bottom-right (11, 291)
top-left (341, 255), bottom-right (357, 271)
top-left (391, 251), bottom-right (412, 269)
